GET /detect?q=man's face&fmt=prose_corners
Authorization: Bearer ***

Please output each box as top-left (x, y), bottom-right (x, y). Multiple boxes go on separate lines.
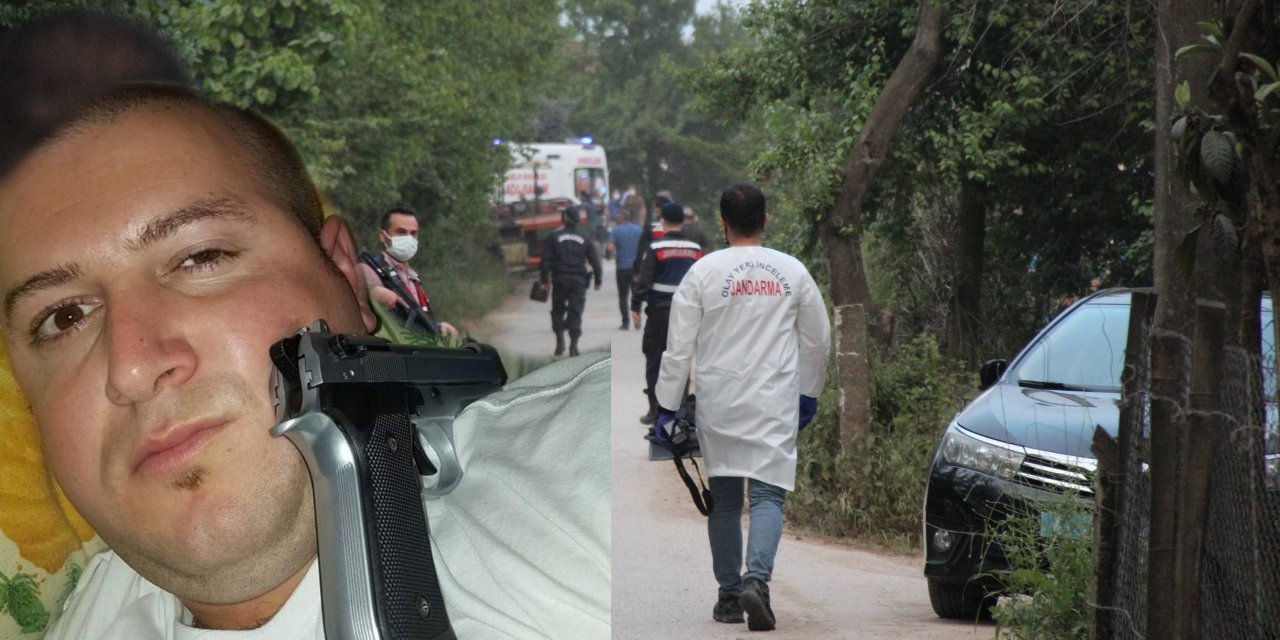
top-left (0, 107), bottom-right (366, 603)
top-left (380, 212), bottom-right (419, 246)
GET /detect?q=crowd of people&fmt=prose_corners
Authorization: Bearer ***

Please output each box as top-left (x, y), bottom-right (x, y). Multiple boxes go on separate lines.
top-left (529, 182), bottom-right (832, 632)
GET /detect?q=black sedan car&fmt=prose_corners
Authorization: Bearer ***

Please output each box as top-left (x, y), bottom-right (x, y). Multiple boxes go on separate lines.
top-left (922, 288), bottom-right (1276, 619)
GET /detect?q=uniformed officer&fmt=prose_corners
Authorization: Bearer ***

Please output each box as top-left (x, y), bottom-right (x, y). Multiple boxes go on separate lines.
top-left (540, 206), bottom-right (602, 356)
top-left (631, 201), bottom-right (703, 424)
top-left (655, 183), bottom-right (831, 631)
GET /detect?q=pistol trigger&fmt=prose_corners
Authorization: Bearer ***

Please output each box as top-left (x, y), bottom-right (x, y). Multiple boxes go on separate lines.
top-left (412, 427), bottom-right (437, 476)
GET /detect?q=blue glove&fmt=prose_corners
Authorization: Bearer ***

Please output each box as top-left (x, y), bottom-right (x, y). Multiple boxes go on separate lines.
top-left (653, 410), bottom-right (677, 448)
top-left (799, 395), bottom-right (818, 430)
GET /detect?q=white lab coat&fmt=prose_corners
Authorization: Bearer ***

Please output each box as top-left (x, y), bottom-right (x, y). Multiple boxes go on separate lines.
top-left (656, 246), bottom-right (831, 491)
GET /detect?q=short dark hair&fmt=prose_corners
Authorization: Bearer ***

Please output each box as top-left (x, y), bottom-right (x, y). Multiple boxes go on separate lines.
top-left (660, 201), bottom-right (685, 224)
top-left (719, 183), bottom-right (766, 237)
top-left (4, 84), bottom-right (325, 241)
top-left (380, 205), bottom-right (418, 231)
top-left (0, 10), bottom-right (191, 171)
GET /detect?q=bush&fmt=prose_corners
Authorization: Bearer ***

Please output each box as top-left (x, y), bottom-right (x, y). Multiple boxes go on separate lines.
top-left (416, 214), bottom-right (514, 326)
top-left (986, 494), bottom-right (1092, 640)
top-left (790, 334), bottom-right (975, 547)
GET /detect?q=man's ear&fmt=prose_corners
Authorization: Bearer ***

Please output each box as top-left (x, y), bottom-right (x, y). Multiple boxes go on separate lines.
top-left (320, 216), bottom-right (378, 334)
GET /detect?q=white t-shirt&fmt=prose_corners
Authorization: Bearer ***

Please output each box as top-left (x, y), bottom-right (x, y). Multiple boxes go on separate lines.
top-left (45, 353), bottom-right (612, 640)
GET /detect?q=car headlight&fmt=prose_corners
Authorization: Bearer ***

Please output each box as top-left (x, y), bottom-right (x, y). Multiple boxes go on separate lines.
top-left (940, 425), bottom-right (1025, 480)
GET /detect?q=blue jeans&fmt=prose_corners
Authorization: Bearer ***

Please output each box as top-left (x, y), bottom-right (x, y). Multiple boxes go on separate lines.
top-left (707, 476), bottom-right (788, 599)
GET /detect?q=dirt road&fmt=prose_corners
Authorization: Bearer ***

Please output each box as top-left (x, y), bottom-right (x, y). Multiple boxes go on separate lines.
top-left (470, 257), bottom-right (994, 639)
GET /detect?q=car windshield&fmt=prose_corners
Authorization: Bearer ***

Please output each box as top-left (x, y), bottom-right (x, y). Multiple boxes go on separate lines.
top-left (1013, 298), bottom-right (1277, 397)
top-left (1014, 303), bottom-right (1131, 392)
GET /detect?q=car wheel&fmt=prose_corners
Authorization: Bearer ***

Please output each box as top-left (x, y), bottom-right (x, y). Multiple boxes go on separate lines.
top-left (927, 577), bottom-right (994, 620)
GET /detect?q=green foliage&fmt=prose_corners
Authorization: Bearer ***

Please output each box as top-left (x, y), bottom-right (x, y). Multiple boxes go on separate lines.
top-left (692, 0), bottom-right (1156, 351)
top-left (986, 495), bottom-right (1093, 640)
top-left (1172, 19), bottom-right (1279, 229)
top-left (562, 0), bottom-right (752, 215)
top-left (791, 334), bottom-right (975, 545)
top-left (0, 570), bottom-right (49, 634)
top-left (56, 564), bottom-right (81, 614)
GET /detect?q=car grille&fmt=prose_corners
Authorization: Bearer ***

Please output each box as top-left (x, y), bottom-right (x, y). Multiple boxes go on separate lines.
top-left (1014, 450), bottom-right (1097, 496)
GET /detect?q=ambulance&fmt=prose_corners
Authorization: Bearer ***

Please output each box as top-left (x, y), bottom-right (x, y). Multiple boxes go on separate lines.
top-left (493, 140), bottom-right (609, 268)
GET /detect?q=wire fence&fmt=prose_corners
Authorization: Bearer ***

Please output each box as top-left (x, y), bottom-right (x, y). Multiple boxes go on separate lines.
top-left (1099, 294), bottom-right (1278, 639)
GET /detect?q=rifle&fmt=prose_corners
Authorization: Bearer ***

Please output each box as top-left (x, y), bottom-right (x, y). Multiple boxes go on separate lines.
top-left (360, 248), bottom-right (441, 335)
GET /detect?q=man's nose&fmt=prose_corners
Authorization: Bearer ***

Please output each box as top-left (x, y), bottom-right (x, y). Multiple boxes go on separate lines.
top-left (104, 293), bottom-right (197, 405)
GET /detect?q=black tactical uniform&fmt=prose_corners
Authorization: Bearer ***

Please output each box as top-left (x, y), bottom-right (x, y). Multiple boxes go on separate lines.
top-left (632, 219), bottom-right (702, 422)
top-left (541, 207), bottom-right (603, 356)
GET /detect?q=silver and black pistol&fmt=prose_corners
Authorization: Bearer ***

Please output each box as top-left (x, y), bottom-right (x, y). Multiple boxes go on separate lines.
top-left (268, 320), bottom-right (507, 640)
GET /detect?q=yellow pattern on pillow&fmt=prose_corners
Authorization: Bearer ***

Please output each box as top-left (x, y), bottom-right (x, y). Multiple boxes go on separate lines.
top-left (0, 340), bottom-right (105, 637)
top-left (0, 340), bottom-right (95, 574)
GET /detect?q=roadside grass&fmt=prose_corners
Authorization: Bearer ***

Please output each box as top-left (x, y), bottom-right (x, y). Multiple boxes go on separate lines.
top-left (985, 494), bottom-right (1092, 639)
top-left (791, 334), bottom-right (975, 551)
top-left (419, 242), bottom-right (514, 327)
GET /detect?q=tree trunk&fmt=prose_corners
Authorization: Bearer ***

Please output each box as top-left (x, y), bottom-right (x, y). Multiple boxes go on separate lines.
top-left (1153, 0), bottom-right (1215, 334)
top-left (947, 177), bottom-right (987, 366)
top-left (1245, 142), bottom-right (1280, 387)
top-left (821, 0), bottom-right (944, 345)
top-left (1148, 3), bottom-right (1216, 636)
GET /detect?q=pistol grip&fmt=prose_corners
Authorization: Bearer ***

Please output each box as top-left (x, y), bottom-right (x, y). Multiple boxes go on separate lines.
top-left (364, 412), bottom-right (453, 639)
top-left (274, 410), bottom-right (455, 640)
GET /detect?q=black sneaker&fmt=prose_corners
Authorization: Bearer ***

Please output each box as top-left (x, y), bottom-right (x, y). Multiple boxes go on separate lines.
top-left (713, 594), bottom-right (744, 623)
top-left (639, 410), bottom-right (657, 425)
top-left (739, 578), bottom-right (775, 631)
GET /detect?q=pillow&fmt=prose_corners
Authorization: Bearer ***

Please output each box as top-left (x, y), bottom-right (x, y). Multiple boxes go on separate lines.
top-left (0, 340), bottom-right (105, 637)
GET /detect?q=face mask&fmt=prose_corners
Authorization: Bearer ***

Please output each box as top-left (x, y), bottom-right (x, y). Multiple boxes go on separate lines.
top-left (385, 235), bottom-right (418, 262)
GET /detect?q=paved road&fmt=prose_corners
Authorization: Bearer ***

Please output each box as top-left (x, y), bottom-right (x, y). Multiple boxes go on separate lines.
top-left (472, 257), bottom-right (994, 639)
top-left (466, 258), bottom-right (623, 367)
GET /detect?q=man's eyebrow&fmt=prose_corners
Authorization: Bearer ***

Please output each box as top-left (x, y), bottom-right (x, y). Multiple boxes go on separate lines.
top-left (3, 263), bottom-right (83, 326)
top-left (2, 198), bottom-right (257, 326)
top-left (125, 197), bottom-right (256, 252)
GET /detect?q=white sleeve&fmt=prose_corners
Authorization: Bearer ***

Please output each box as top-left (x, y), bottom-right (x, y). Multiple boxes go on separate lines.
top-left (796, 270), bottom-right (831, 397)
top-left (655, 270), bottom-right (703, 411)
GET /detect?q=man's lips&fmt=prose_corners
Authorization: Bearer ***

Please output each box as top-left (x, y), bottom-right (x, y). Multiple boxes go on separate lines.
top-left (133, 419), bottom-right (228, 478)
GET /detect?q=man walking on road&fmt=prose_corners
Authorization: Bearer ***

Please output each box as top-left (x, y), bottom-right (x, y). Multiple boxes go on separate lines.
top-left (607, 207), bottom-right (643, 330)
top-left (632, 201), bottom-right (702, 424)
top-left (541, 205), bottom-right (602, 356)
top-left (681, 207), bottom-right (714, 254)
top-left (654, 183), bottom-right (831, 631)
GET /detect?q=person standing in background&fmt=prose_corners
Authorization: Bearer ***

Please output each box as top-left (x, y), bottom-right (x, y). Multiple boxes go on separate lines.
top-left (631, 201), bottom-right (702, 425)
top-left (540, 206), bottom-right (603, 356)
top-left (357, 205), bottom-right (459, 338)
top-left (681, 207), bottom-right (714, 254)
top-left (607, 206), bottom-right (644, 330)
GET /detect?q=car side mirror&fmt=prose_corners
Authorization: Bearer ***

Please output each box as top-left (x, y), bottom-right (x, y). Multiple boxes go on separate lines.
top-left (979, 359), bottom-right (1007, 391)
